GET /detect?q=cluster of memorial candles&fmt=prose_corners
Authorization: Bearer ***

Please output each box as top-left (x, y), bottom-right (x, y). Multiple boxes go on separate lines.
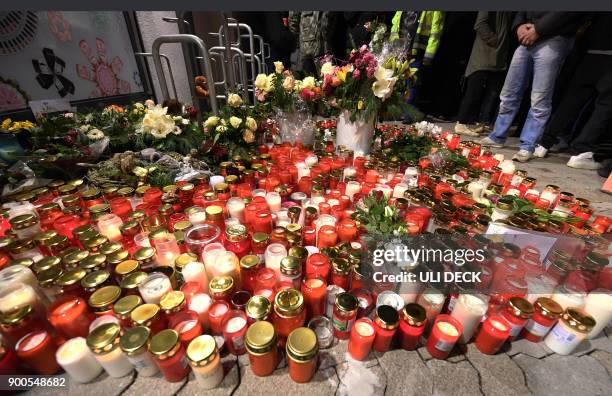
top-left (0, 125), bottom-right (610, 387)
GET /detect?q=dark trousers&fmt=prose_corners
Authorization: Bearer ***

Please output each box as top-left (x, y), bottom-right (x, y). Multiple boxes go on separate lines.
top-left (456, 70), bottom-right (506, 124)
top-left (541, 54), bottom-right (612, 151)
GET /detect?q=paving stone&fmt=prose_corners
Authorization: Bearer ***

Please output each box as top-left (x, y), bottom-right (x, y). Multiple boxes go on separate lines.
top-left (589, 351), bottom-right (612, 377)
top-left (426, 359), bottom-right (482, 396)
top-left (234, 366), bottom-right (339, 396)
top-left (318, 339), bottom-right (378, 370)
top-left (178, 359), bottom-right (239, 396)
top-left (584, 334), bottom-right (612, 354)
top-left (417, 344), bottom-right (465, 362)
top-left (504, 338), bottom-right (550, 359)
top-left (465, 344), bottom-right (530, 396)
top-left (50, 371), bottom-right (135, 396)
top-left (124, 372), bottom-right (185, 396)
top-left (336, 361), bottom-right (386, 396)
top-left (377, 349), bottom-right (433, 396)
top-left (513, 353), bottom-right (612, 396)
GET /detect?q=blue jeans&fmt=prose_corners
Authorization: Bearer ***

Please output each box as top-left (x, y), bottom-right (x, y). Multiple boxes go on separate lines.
top-left (488, 37), bottom-right (571, 152)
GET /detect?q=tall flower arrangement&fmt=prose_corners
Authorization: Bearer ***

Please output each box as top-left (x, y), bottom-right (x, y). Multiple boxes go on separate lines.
top-left (321, 45), bottom-right (416, 122)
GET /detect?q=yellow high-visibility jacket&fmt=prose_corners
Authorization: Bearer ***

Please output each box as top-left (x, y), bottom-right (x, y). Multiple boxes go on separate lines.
top-left (411, 11), bottom-right (445, 62)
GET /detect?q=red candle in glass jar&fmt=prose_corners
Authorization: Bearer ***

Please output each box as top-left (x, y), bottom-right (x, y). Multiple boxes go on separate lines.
top-left (208, 301), bottom-right (230, 335)
top-left (337, 219), bottom-right (357, 242)
top-left (426, 315), bottom-right (463, 360)
top-left (500, 297), bottom-right (534, 341)
top-left (169, 310), bottom-right (202, 348)
top-left (256, 268), bottom-right (277, 290)
top-left (372, 305), bottom-right (399, 352)
top-left (253, 211), bottom-right (273, 234)
top-left (330, 259), bottom-right (351, 291)
top-left (306, 253), bottom-right (330, 281)
top-left (15, 331), bottom-right (61, 374)
top-left (47, 296), bottom-right (94, 338)
top-left (348, 318), bottom-right (376, 360)
top-left (254, 287), bottom-right (276, 303)
top-left (317, 225), bottom-right (338, 249)
top-left (520, 297), bottom-right (563, 342)
top-left (399, 303), bottom-right (427, 351)
top-left (474, 315), bottom-right (510, 355)
top-left (0, 343), bottom-right (24, 375)
top-left (303, 226), bottom-right (316, 246)
top-left (0, 305), bottom-right (46, 348)
top-left (240, 255), bottom-right (262, 294)
top-left (332, 292), bottom-right (359, 340)
top-left (150, 329), bottom-right (190, 382)
top-left (222, 310), bottom-right (248, 355)
top-left (110, 197), bottom-right (133, 220)
top-left (143, 188), bottom-right (163, 206)
top-left (301, 277), bottom-right (327, 319)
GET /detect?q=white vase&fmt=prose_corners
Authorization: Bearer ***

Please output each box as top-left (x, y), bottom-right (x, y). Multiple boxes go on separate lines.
top-left (336, 110), bottom-right (376, 155)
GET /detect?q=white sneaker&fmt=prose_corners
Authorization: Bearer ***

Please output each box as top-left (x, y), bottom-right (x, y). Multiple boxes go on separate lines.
top-left (478, 136), bottom-right (505, 148)
top-left (567, 152), bottom-right (602, 170)
top-left (512, 149), bottom-right (533, 162)
top-left (455, 122), bottom-right (467, 134)
top-left (533, 145), bottom-right (548, 158)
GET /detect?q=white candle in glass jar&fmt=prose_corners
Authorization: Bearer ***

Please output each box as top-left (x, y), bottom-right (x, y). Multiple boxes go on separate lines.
top-left (583, 290), bottom-right (612, 339)
top-left (265, 192), bottom-right (282, 213)
top-left (189, 293), bottom-right (212, 331)
top-left (451, 293), bottom-right (488, 343)
top-left (203, 243), bottom-right (226, 280)
top-left (211, 251), bottom-right (240, 284)
top-left (498, 159), bottom-right (515, 175)
top-left (97, 214), bottom-right (123, 242)
top-left (343, 167), bottom-right (356, 181)
top-left (252, 189), bottom-right (266, 198)
top-left (0, 283), bottom-right (40, 314)
top-left (227, 198), bottom-right (245, 222)
top-left (138, 273), bottom-right (172, 305)
top-left (209, 175), bottom-right (225, 189)
top-left (544, 309), bottom-right (595, 355)
top-left (188, 207), bottom-right (207, 225)
top-left (552, 285), bottom-right (586, 311)
top-left (183, 261), bottom-right (209, 293)
top-left (153, 234), bottom-right (181, 267)
top-left (265, 243), bottom-right (287, 278)
top-left (305, 155), bottom-right (318, 167)
top-left (56, 337), bottom-right (103, 383)
top-left (94, 346), bottom-right (133, 377)
top-left (296, 162), bottom-right (310, 181)
top-left (0, 265), bottom-right (38, 289)
top-left (345, 181), bottom-right (361, 199)
top-left (467, 181), bottom-right (485, 199)
top-left (393, 183), bottom-right (409, 198)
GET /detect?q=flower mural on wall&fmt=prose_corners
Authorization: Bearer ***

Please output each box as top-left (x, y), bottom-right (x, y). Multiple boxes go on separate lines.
top-left (76, 37), bottom-right (131, 98)
top-left (0, 77), bottom-right (29, 112)
top-left (47, 11), bottom-right (72, 42)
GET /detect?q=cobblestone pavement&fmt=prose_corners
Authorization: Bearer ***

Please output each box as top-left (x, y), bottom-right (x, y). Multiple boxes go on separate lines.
top-left (25, 326), bottom-right (612, 396)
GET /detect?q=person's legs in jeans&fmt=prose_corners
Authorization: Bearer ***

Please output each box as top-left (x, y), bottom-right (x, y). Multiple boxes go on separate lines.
top-left (570, 69), bottom-right (612, 153)
top-left (539, 54), bottom-right (599, 149)
top-left (488, 46), bottom-right (533, 144)
top-left (478, 71), bottom-right (506, 124)
top-left (456, 71), bottom-right (487, 124)
top-left (518, 37), bottom-right (571, 152)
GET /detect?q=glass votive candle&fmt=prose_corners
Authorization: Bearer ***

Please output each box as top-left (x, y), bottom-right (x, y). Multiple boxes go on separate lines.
top-left (286, 327), bottom-right (318, 383)
top-left (97, 214), bottom-right (124, 242)
top-left (245, 320), bottom-right (278, 376)
top-left (222, 310), bottom-right (248, 355)
top-left (185, 224), bottom-right (221, 255)
top-left (208, 300), bottom-right (230, 335)
top-left (450, 293), bottom-right (489, 343)
top-left (186, 206), bottom-right (206, 226)
top-left (16, 330), bottom-right (61, 374)
top-left (264, 243), bottom-right (287, 278)
top-left (119, 326), bottom-right (159, 377)
top-left (48, 295), bottom-right (94, 338)
top-left (153, 233), bottom-right (181, 267)
top-left (169, 310), bottom-right (203, 348)
top-left (308, 315), bottom-right (333, 349)
top-left (474, 315), bottom-right (510, 355)
top-left (138, 272), bottom-right (172, 305)
top-left (149, 329), bottom-right (190, 382)
top-left (348, 318), bottom-right (376, 360)
top-left (183, 261), bottom-right (209, 294)
top-left (56, 337), bottom-right (103, 383)
top-left (399, 303), bottom-right (427, 350)
top-left (86, 322), bottom-right (133, 378)
top-left (189, 293), bottom-right (212, 331)
top-left (426, 315), bottom-right (463, 360)
top-left (544, 308), bottom-right (596, 355)
top-left (186, 334), bottom-right (224, 389)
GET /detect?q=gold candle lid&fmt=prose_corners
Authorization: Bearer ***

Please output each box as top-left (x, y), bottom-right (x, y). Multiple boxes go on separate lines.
top-left (331, 258), bottom-right (351, 275)
top-left (286, 327), bottom-right (318, 361)
top-left (115, 260), bottom-right (140, 278)
top-left (375, 305), bottom-right (400, 330)
top-left (72, 224), bottom-right (94, 240)
top-left (120, 271), bottom-right (148, 290)
top-left (214, 183), bottom-right (229, 194)
top-left (209, 275), bottom-right (234, 294)
top-left (246, 295), bottom-right (271, 321)
top-left (226, 224), bottom-right (247, 242)
top-left (533, 297), bottom-right (563, 319)
top-left (506, 297), bottom-right (534, 319)
top-left (80, 254), bottom-right (107, 271)
top-left (288, 246), bottom-right (308, 262)
top-left (33, 230), bottom-right (58, 246)
top-left (9, 213), bottom-right (38, 229)
top-left (280, 256), bottom-right (301, 276)
top-left (205, 205), bottom-right (224, 220)
top-left (335, 292), bottom-right (359, 314)
top-left (10, 257), bottom-right (34, 268)
top-left (86, 322), bottom-right (121, 354)
top-left (116, 186), bottom-right (135, 197)
top-left (251, 232), bottom-right (269, 244)
top-left (89, 204), bottom-right (111, 220)
top-left (245, 320), bottom-right (277, 355)
top-left (240, 255), bottom-right (261, 270)
top-left (56, 268), bottom-right (87, 287)
top-left (81, 188), bottom-right (102, 201)
top-left (114, 294), bottom-right (142, 317)
top-left (63, 250), bottom-right (90, 267)
top-left (149, 329), bottom-right (180, 359)
top-left (37, 266), bottom-right (63, 287)
top-left (88, 285), bottom-right (121, 308)
top-left (81, 269), bottom-right (111, 289)
top-left (560, 308), bottom-right (596, 333)
top-left (85, 235), bottom-right (109, 250)
top-left (32, 256), bottom-right (61, 273)
top-left (274, 288), bottom-right (304, 317)
top-left (99, 241), bottom-right (123, 255)
top-left (186, 334), bottom-right (218, 366)
top-left (61, 194), bottom-right (80, 207)
top-left (128, 210), bottom-right (146, 223)
top-left (0, 305), bottom-right (33, 326)
top-left (134, 247), bottom-right (156, 262)
top-left (120, 326), bottom-right (151, 356)
top-left (175, 252), bottom-right (198, 271)
top-left (402, 303), bottom-right (426, 327)
top-left (159, 291), bottom-right (185, 313)
top-left (107, 250), bottom-right (130, 266)
top-left (131, 303), bottom-right (160, 326)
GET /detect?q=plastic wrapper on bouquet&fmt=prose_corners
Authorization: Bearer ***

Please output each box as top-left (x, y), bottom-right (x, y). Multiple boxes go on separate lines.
top-left (275, 99), bottom-right (315, 146)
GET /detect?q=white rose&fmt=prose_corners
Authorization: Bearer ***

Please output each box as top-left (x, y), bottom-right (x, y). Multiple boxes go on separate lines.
top-left (274, 61), bottom-right (284, 74)
top-left (320, 62), bottom-right (334, 76)
top-left (204, 116), bottom-right (219, 128)
top-left (245, 117), bottom-right (257, 131)
top-left (372, 66), bottom-right (397, 101)
top-left (150, 128), bottom-right (168, 139)
top-left (227, 93), bottom-right (243, 108)
top-left (302, 76), bottom-right (316, 90)
top-left (229, 116), bottom-right (242, 129)
top-left (282, 76), bottom-right (295, 92)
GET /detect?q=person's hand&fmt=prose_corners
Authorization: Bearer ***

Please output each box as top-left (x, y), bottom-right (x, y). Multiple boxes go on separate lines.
top-left (521, 25), bottom-right (539, 46)
top-left (516, 23), bottom-right (531, 42)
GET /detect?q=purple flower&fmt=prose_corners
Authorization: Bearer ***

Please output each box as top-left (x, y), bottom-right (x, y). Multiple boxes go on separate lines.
top-left (366, 66), bottom-right (376, 78)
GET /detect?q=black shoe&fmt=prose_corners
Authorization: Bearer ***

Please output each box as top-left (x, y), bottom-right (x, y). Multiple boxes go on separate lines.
top-left (597, 159), bottom-right (612, 178)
